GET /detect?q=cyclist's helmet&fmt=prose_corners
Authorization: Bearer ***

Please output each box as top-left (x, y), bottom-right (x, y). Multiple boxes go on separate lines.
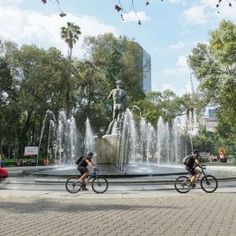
top-left (87, 151), bottom-right (94, 157)
top-left (193, 149), bottom-right (200, 155)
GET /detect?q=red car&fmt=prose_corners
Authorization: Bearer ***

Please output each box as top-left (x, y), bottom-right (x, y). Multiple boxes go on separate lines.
top-left (0, 166), bottom-right (8, 178)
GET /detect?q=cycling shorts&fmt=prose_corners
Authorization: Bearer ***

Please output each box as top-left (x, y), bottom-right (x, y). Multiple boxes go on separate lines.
top-left (78, 166), bottom-right (89, 175)
top-left (186, 167), bottom-right (196, 175)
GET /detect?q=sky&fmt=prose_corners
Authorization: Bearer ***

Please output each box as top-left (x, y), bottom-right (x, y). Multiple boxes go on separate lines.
top-left (0, 0), bottom-right (235, 95)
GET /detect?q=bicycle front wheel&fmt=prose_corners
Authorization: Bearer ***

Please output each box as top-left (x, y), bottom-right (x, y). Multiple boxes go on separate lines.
top-left (174, 176), bottom-right (191, 193)
top-left (91, 177), bottom-right (109, 194)
top-left (200, 175), bottom-right (218, 193)
top-left (65, 176), bottom-right (81, 194)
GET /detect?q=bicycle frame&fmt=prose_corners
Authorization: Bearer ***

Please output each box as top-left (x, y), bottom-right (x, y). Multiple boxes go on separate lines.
top-left (65, 169), bottom-right (109, 194)
top-left (189, 165), bottom-right (206, 182)
top-left (82, 171), bottom-right (97, 186)
top-left (174, 164), bottom-right (218, 193)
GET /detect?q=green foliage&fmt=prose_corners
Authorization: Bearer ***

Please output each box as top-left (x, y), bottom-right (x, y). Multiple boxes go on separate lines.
top-left (210, 20), bottom-right (236, 65)
top-left (131, 100), bottom-right (160, 126)
top-left (191, 123), bottom-right (236, 157)
top-left (0, 55), bottom-right (16, 158)
top-left (1, 32), bottom-right (202, 161)
top-left (129, 89), bottom-right (198, 127)
top-left (0, 40), bottom-right (73, 158)
top-left (2, 159), bottom-right (16, 167)
top-left (73, 60), bottom-right (109, 135)
top-left (188, 20), bottom-right (236, 143)
top-left (83, 34), bottom-right (145, 102)
top-left (191, 132), bottom-right (216, 153)
top-left (145, 90), bottom-right (193, 125)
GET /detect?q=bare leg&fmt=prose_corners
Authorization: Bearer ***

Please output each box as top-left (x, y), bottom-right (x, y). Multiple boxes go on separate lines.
top-left (79, 172), bottom-right (89, 184)
top-left (190, 169), bottom-right (200, 185)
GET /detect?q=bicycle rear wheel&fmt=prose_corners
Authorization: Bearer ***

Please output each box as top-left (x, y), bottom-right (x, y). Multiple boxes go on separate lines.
top-left (91, 177), bottom-right (109, 194)
top-left (65, 176), bottom-right (81, 194)
top-left (200, 175), bottom-right (218, 193)
top-left (174, 176), bottom-right (191, 193)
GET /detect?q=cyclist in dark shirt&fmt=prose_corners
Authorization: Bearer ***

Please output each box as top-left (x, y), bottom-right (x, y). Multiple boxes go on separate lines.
top-left (77, 152), bottom-right (96, 191)
top-left (183, 150), bottom-right (201, 188)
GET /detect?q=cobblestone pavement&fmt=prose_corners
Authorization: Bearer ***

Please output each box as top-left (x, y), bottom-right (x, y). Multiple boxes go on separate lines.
top-left (0, 190), bottom-right (236, 236)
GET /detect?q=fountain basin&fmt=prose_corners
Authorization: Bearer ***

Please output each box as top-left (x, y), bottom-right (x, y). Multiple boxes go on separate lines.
top-left (23, 163), bottom-right (187, 178)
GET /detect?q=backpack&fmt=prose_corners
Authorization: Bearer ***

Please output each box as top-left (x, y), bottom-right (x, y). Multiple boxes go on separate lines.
top-left (75, 156), bottom-right (84, 165)
top-left (182, 155), bottom-right (192, 166)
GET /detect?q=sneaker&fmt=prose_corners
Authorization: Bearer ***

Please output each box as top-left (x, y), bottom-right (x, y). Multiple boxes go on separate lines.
top-left (79, 181), bottom-right (85, 186)
top-left (81, 187), bottom-right (89, 191)
top-left (190, 183), bottom-right (196, 188)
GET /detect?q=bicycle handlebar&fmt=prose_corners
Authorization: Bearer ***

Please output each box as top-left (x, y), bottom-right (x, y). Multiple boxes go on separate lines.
top-left (91, 169), bottom-right (98, 176)
top-left (199, 164), bottom-right (206, 169)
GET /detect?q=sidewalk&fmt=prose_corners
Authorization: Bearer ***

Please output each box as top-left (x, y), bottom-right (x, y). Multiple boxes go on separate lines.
top-left (1, 164), bottom-right (236, 236)
top-left (0, 189), bottom-right (236, 236)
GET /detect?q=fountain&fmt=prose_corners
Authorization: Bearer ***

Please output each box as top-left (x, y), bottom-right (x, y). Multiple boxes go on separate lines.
top-left (84, 118), bottom-right (96, 162)
top-left (32, 79), bottom-right (191, 177)
top-left (36, 111), bottom-right (81, 166)
top-left (29, 107), bottom-right (191, 177)
top-left (94, 105), bottom-right (192, 175)
top-left (37, 110), bottom-right (56, 165)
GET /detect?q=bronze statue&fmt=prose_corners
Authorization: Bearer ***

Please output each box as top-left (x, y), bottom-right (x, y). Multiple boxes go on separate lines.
top-left (106, 80), bottom-right (127, 135)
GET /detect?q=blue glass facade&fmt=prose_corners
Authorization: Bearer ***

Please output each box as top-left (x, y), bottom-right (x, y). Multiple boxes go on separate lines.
top-left (132, 42), bottom-right (152, 93)
top-left (142, 48), bottom-right (152, 92)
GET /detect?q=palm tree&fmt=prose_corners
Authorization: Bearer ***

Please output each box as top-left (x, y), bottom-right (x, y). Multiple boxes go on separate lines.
top-left (60, 22), bottom-right (81, 60)
top-left (60, 22), bottom-right (81, 118)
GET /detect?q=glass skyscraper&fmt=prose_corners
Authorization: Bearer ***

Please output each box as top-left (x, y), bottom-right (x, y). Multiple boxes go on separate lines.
top-left (133, 42), bottom-right (152, 93)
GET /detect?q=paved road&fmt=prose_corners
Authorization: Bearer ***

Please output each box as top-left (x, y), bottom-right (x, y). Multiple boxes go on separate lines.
top-left (1, 176), bottom-right (236, 236)
top-left (0, 190), bottom-right (236, 236)
top-left (1, 176), bottom-right (236, 192)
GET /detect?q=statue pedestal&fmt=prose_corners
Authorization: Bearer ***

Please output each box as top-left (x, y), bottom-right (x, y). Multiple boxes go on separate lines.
top-left (96, 135), bottom-right (120, 164)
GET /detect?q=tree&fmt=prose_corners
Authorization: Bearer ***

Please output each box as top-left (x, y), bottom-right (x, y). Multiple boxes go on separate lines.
top-left (0, 41), bottom-right (71, 158)
top-left (73, 60), bottom-right (107, 135)
top-left (0, 58), bottom-right (14, 105)
top-left (188, 20), bottom-right (236, 141)
top-left (0, 57), bottom-right (14, 157)
top-left (60, 22), bottom-right (81, 117)
top-left (83, 33), bottom-right (145, 102)
top-left (131, 99), bottom-right (160, 126)
top-left (146, 90), bottom-right (194, 124)
top-left (131, 90), bottom-right (197, 128)
top-left (60, 22), bottom-right (81, 60)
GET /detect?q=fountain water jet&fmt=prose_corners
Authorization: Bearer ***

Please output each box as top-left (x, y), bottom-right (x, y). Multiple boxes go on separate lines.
top-left (84, 118), bottom-right (96, 161)
top-left (113, 109), bottom-right (191, 169)
top-left (36, 107), bottom-right (192, 178)
top-left (37, 111), bottom-right (80, 166)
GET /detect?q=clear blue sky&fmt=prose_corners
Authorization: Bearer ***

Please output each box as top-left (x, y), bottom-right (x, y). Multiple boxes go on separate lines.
top-left (0, 0), bottom-right (235, 94)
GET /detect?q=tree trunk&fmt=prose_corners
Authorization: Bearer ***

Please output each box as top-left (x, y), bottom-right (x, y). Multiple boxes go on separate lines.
top-left (18, 111), bottom-right (32, 157)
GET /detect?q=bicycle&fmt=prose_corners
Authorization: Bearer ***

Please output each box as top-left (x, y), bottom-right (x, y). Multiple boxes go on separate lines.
top-left (65, 170), bottom-right (109, 194)
top-left (174, 165), bottom-right (218, 193)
